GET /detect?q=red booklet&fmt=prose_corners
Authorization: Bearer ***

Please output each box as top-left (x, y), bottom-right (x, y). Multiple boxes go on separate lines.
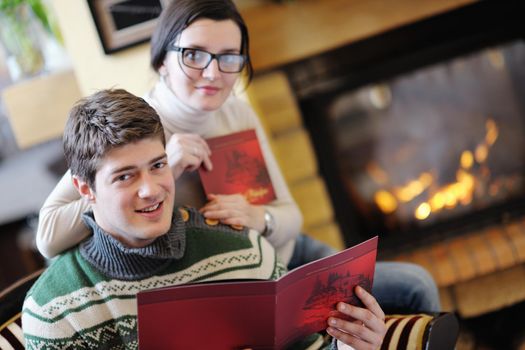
top-left (198, 129), bottom-right (276, 204)
top-left (137, 236), bottom-right (378, 350)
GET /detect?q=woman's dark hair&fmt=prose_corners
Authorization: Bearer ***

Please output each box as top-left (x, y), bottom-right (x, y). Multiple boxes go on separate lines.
top-left (150, 0), bottom-right (253, 83)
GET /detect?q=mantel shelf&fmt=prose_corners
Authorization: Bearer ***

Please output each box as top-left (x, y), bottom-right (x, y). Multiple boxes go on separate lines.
top-left (240, 0), bottom-right (475, 72)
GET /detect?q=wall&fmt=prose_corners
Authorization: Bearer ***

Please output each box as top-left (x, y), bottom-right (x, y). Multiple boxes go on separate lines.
top-left (50, 0), bottom-right (155, 97)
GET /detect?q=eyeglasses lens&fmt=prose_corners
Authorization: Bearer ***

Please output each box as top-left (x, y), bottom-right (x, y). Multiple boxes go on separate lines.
top-left (181, 49), bottom-right (244, 73)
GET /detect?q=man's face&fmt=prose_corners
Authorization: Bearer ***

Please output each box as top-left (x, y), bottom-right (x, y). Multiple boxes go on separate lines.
top-left (77, 137), bottom-right (175, 248)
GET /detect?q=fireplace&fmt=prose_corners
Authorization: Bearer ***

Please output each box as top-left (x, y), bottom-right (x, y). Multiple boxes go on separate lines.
top-left (282, 1), bottom-right (525, 255)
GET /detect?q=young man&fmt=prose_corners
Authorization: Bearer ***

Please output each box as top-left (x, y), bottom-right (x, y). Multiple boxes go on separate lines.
top-left (22, 89), bottom-right (385, 349)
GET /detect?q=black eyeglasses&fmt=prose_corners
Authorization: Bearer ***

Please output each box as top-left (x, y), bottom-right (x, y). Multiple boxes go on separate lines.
top-left (169, 46), bottom-right (247, 73)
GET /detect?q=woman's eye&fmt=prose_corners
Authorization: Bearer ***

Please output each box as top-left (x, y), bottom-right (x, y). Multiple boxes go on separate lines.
top-left (185, 50), bottom-right (202, 62)
top-left (222, 55), bottom-right (236, 63)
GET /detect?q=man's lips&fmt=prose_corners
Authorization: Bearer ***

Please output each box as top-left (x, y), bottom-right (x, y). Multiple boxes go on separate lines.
top-left (136, 201), bottom-right (163, 215)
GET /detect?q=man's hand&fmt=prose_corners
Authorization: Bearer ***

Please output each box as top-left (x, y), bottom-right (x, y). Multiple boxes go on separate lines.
top-left (326, 286), bottom-right (386, 350)
top-left (200, 194), bottom-right (266, 233)
top-left (166, 133), bottom-right (212, 179)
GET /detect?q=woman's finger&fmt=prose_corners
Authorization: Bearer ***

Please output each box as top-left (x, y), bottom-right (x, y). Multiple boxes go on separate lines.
top-left (206, 193), bottom-right (246, 204)
top-left (183, 142), bottom-right (213, 171)
top-left (202, 154), bottom-right (213, 171)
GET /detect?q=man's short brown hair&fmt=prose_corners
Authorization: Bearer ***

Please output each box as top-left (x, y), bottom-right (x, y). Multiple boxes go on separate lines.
top-left (63, 89), bottom-right (165, 190)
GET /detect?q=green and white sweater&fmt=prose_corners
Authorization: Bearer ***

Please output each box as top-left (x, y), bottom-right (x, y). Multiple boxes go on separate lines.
top-left (22, 207), bottom-right (286, 349)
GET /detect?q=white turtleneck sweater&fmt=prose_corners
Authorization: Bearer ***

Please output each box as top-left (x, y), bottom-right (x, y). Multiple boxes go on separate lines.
top-left (36, 79), bottom-right (302, 264)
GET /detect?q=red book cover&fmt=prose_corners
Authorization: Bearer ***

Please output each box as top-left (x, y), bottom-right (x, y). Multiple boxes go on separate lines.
top-left (198, 129), bottom-right (276, 204)
top-left (137, 236), bottom-right (378, 350)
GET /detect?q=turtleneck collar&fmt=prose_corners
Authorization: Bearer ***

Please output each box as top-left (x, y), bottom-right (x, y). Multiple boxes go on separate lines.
top-left (144, 77), bottom-right (217, 137)
top-left (79, 210), bottom-right (186, 281)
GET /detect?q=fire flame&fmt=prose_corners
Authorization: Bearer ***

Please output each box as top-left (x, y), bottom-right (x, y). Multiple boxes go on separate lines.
top-left (372, 118), bottom-right (498, 221)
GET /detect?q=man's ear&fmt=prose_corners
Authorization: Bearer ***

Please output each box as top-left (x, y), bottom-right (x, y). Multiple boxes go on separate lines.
top-left (72, 176), bottom-right (96, 203)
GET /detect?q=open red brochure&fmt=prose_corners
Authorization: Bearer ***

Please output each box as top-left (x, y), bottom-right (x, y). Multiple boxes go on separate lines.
top-left (198, 129), bottom-right (276, 204)
top-left (137, 236), bottom-right (378, 350)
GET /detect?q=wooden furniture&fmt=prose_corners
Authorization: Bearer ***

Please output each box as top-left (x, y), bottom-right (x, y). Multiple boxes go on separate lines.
top-left (0, 70), bottom-right (79, 226)
top-left (0, 268), bottom-right (44, 349)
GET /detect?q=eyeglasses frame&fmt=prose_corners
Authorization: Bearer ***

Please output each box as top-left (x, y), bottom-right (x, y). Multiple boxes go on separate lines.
top-left (168, 46), bottom-right (247, 73)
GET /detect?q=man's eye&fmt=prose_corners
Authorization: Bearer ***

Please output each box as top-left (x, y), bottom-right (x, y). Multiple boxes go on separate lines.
top-left (153, 161), bottom-right (167, 170)
top-left (116, 174), bottom-right (131, 182)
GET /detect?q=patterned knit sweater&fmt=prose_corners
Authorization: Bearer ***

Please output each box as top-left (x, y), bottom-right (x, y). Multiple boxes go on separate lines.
top-left (22, 207), bottom-right (286, 349)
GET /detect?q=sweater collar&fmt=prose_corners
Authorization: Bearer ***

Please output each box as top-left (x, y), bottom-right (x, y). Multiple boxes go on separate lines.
top-left (79, 210), bottom-right (186, 281)
top-left (145, 77), bottom-right (216, 136)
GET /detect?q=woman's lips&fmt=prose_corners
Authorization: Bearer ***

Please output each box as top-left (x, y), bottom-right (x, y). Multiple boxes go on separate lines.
top-left (198, 85), bottom-right (221, 95)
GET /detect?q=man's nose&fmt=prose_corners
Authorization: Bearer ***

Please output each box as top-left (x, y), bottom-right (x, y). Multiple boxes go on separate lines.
top-left (138, 174), bottom-right (159, 198)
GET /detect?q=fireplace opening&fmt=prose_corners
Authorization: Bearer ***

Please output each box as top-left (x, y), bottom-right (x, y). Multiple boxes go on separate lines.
top-left (283, 1), bottom-right (525, 254)
top-left (327, 41), bottom-right (525, 244)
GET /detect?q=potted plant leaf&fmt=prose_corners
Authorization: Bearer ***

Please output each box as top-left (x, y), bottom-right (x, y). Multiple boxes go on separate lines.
top-left (0, 0), bottom-right (62, 79)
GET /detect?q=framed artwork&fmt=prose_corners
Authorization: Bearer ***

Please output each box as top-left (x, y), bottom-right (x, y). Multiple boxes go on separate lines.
top-left (87, 0), bottom-right (172, 54)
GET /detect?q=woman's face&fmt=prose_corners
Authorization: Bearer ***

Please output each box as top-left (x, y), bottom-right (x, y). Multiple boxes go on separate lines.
top-left (161, 18), bottom-right (243, 112)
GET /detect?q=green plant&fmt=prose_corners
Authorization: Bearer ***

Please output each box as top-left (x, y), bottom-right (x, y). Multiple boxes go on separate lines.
top-left (0, 0), bottom-right (58, 77)
top-left (0, 0), bottom-right (62, 43)
top-left (1, 0), bottom-right (50, 31)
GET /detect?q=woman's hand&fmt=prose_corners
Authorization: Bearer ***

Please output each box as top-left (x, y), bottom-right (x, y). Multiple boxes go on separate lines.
top-left (327, 286), bottom-right (386, 350)
top-left (200, 194), bottom-right (266, 233)
top-left (165, 133), bottom-right (212, 179)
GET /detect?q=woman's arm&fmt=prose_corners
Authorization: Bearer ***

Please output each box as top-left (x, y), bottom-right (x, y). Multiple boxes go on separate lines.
top-left (36, 170), bottom-right (91, 258)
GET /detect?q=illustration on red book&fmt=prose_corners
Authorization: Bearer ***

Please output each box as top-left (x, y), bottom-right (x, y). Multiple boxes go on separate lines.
top-left (199, 129), bottom-right (276, 204)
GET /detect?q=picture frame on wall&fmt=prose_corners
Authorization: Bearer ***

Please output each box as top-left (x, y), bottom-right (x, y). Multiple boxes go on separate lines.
top-left (87, 0), bottom-right (172, 54)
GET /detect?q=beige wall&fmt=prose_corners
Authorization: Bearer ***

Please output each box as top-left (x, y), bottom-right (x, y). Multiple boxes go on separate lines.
top-left (50, 0), bottom-right (156, 97)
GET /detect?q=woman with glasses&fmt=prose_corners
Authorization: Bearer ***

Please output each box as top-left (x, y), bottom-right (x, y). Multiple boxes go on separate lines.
top-left (37, 1), bottom-right (437, 346)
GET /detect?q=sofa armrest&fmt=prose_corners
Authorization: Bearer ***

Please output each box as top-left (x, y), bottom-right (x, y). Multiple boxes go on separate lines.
top-left (382, 312), bottom-right (459, 350)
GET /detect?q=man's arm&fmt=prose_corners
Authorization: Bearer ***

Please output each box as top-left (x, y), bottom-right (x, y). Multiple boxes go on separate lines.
top-left (22, 308), bottom-right (89, 349)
